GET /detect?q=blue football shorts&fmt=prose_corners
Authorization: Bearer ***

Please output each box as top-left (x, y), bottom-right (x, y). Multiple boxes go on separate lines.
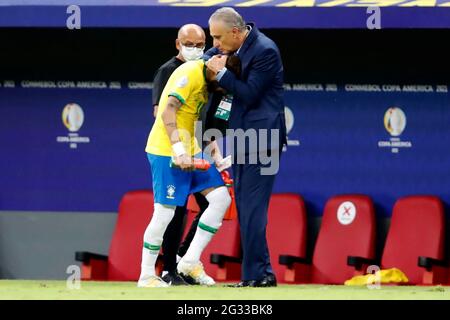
top-left (147, 153), bottom-right (224, 206)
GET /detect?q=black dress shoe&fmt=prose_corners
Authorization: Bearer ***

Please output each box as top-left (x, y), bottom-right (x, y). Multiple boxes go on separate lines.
top-left (227, 280), bottom-right (251, 288)
top-left (251, 274), bottom-right (277, 287)
top-left (162, 271), bottom-right (190, 286)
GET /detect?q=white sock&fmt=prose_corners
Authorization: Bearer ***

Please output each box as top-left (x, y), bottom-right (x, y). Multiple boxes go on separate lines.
top-left (182, 187), bottom-right (231, 264)
top-left (139, 203), bottom-right (175, 281)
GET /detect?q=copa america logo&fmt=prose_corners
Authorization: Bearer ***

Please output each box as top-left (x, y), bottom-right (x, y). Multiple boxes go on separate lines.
top-left (57, 103), bottom-right (90, 149)
top-left (284, 106), bottom-right (294, 135)
top-left (62, 103), bottom-right (84, 132)
top-left (384, 107), bottom-right (406, 137)
top-left (284, 106), bottom-right (300, 148)
top-left (378, 106), bottom-right (412, 153)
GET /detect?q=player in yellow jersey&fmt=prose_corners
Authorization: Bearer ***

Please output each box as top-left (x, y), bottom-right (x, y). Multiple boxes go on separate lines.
top-left (138, 57), bottom-right (238, 288)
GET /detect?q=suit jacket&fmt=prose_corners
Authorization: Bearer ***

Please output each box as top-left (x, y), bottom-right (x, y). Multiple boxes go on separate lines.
top-left (204, 24), bottom-right (287, 157)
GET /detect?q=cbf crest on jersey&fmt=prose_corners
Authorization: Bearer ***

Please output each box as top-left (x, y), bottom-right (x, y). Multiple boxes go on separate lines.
top-left (166, 185), bottom-right (176, 199)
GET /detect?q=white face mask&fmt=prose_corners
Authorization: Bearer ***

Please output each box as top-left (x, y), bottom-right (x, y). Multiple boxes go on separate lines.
top-left (180, 45), bottom-right (204, 61)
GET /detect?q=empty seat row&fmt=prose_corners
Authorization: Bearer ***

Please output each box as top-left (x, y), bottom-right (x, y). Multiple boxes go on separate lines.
top-left (185, 194), bottom-right (448, 285)
top-left (75, 191), bottom-right (449, 286)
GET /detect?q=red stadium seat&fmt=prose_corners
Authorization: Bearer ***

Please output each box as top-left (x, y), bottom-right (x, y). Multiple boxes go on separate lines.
top-left (266, 193), bottom-right (307, 284)
top-left (203, 193), bottom-right (306, 283)
top-left (381, 196), bottom-right (447, 285)
top-left (75, 190), bottom-right (162, 281)
top-left (194, 193), bottom-right (307, 283)
top-left (202, 218), bottom-right (241, 282)
top-left (279, 195), bottom-right (376, 284)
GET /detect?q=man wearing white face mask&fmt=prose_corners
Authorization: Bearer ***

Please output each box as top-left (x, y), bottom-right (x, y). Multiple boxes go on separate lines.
top-left (180, 41), bottom-right (205, 61)
top-left (152, 24), bottom-right (206, 118)
top-left (150, 23), bottom-right (209, 286)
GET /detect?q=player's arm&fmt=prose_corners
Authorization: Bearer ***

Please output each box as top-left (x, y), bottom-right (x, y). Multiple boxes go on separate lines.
top-left (161, 96), bottom-right (193, 170)
top-left (204, 140), bottom-right (231, 172)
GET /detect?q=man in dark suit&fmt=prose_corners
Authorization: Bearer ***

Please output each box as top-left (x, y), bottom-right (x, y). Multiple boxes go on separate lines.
top-left (205, 7), bottom-right (287, 287)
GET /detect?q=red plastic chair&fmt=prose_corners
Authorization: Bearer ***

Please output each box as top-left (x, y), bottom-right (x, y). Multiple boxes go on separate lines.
top-left (203, 193), bottom-right (306, 283)
top-left (266, 193), bottom-right (307, 284)
top-left (202, 218), bottom-right (241, 282)
top-left (279, 195), bottom-right (376, 284)
top-left (381, 196), bottom-right (447, 285)
top-left (75, 190), bottom-right (161, 280)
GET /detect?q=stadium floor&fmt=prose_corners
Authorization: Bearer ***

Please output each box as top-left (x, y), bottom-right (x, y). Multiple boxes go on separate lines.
top-left (0, 280), bottom-right (449, 300)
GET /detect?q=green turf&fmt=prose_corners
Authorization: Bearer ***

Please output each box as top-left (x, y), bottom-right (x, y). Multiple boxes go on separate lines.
top-left (0, 280), bottom-right (449, 300)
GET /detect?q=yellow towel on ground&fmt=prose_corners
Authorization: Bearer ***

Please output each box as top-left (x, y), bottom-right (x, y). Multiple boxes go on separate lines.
top-left (344, 268), bottom-right (409, 286)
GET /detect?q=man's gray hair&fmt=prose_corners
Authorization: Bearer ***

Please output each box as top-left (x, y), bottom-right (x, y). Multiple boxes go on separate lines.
top-left (209, 7), bottom-right (246, 31)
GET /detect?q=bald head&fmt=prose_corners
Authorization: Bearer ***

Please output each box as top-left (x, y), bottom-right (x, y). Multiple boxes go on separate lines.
top-left (178, 24), bottom-right (205, 40)
top-left (176, 24), bottom-right (206, 61)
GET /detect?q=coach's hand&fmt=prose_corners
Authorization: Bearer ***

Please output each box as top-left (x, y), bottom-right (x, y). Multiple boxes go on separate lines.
top-left (174, 154), bottom-right (194, 171)
top-left (206, 55), bottom-right (227, 75)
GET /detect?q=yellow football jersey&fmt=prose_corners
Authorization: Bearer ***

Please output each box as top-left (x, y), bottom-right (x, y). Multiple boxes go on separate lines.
top-left (146, 60), bottom-right (208, 156)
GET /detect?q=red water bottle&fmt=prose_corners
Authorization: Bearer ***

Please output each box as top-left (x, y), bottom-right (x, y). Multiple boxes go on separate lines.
top-left (220, 170), bottom-right (233, 187)
top-left (170, 158), bottom-right (211, 171)
top-left (221, 170), bottom-right (237, 220)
